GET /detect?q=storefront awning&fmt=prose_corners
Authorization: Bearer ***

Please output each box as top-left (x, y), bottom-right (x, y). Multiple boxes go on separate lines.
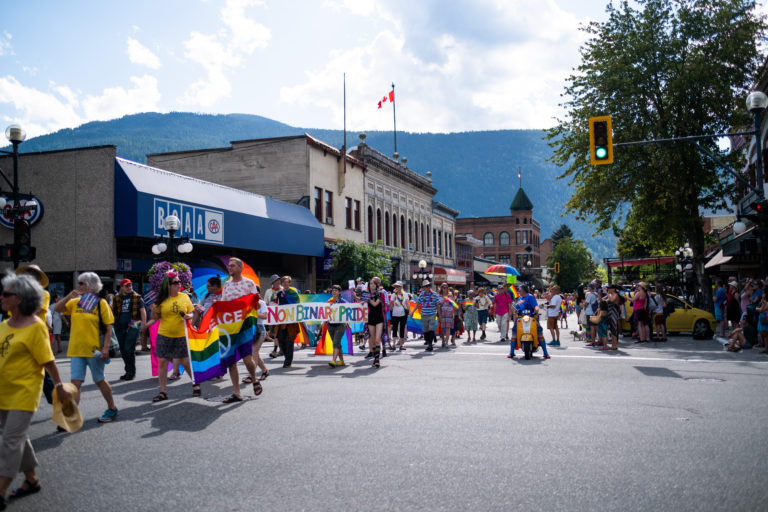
top-left (704, 249), bottom-right (733, 269)
top-left (433, 267), bottom-right (468, 284)
top-left (114, 158), bottom-right (324, 257)
top-left (606, 257), bottom-right (675, 268)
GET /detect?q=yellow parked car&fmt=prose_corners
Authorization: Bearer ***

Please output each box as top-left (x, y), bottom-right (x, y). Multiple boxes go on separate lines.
top-left (620, 294), bottom-right (715, 339)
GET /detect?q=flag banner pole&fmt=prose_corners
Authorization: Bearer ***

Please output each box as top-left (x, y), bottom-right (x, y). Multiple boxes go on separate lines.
top-left (392, 82), bottom-right (397, 156)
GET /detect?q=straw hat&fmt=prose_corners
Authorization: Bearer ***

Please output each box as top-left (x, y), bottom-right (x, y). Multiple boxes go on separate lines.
top-left (15, 264), bottom-right (49, 287)
top-left (52, 383), bottom-right (83, 433)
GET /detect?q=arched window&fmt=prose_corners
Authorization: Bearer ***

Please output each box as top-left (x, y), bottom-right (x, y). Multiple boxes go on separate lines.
top-left (499, 231), bottom-right (510, 246)
top-left (376, 209), bottom-right (382, 241)
top-left (392, 214), bottom-right (398, 247)
top-left (401, 215), bottom-right (406, 248)
top-left (385, 213), bottom-right (391, 246)
top-left (409, 219), bottom-right (413, 249)
top-left (421, 222), bottom-right (426, 252)
top-left (367, 206), bottom-right (373, 243)
top-left (483, 232), bottom-right (494, 246)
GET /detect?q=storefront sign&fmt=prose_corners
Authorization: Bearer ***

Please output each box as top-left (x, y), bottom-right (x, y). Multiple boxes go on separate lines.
top-left (0, 195), bottom-right (44, 229)
top-left (154, 198), bottom-right (223, 244)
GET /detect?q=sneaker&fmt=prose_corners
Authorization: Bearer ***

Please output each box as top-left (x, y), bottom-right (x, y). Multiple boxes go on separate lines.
top-left (425, 346), bottom-right (433, 351)
top-left (547, 341), bottom-right (560, 346)
top-left (507, 354), bottom-right (515, 358)
top-left (328, 361), bottom-right (338, 368)
top-left (365, 351), bottom-right (374, 359)
top-left (399, 346), bottom-right (406, 351)
top-left (123, 374), bottom-right (135, 381)
top-left (97, 408), bottom-right (118, 423)
top-left (544, 355), bottom-right (551, 359)
top-left (480, 332), bottom-right (486, 340)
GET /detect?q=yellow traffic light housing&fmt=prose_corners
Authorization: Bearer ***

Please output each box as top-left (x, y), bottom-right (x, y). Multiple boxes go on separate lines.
top-left (589, 116), bottom-right (613, 165)
top-left (554, 262), bottom-right (560, 273)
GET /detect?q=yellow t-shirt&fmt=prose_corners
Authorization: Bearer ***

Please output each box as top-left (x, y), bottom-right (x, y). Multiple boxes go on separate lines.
top-left (64, 297), bottom-right (114, 358)
top-left (0, 319), bottom-right (54, 411)
top-left (157, 293), bottom-right (193, 338)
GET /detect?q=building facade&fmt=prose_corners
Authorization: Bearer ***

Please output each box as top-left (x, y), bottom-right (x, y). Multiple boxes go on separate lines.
top-left (455, 187), bottom-right (541, 279)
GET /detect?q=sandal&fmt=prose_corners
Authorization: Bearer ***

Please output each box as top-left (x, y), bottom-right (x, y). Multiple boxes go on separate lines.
top-left (192, 385), bottom-right (201, 397)
top-left (241, 376), bottom-right (254, 384)
top-left (9, 479), bottom-right (41, 499)
top-left (223, 394), bottom-right (243, 403)
top-left (259, 370), bottom-right (269, 381)
top-left (253, 381), bottom-right (263, 396)
top-left (152, 392), bottom-right (168, 402)
top-left (168, 374), bottom-right (181, 381)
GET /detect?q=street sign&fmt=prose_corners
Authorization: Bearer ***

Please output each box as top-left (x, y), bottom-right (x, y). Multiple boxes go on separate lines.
top-left (739, 190), bottom-right (758, 215)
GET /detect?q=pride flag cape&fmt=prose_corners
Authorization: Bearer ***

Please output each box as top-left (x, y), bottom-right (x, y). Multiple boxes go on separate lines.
top-left (185, 294), bottom-right (259, 384)
top-left (314, 324), bottom-right (354, 355)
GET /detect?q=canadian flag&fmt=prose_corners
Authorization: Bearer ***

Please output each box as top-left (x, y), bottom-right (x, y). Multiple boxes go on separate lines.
top-left (377, 90), bottom-right (395, 109)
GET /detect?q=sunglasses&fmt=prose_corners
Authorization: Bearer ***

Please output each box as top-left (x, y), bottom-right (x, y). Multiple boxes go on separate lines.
top-left (170, 281), bottom-right (181, 285)
top-left (78, 282), bottom-right (86, 286)
top-left (1, 292), bottom-right (16, 298)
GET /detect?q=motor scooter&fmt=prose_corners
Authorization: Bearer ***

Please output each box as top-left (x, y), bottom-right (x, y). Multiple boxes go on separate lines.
top-left (514, 314), bottom-right (540, 360)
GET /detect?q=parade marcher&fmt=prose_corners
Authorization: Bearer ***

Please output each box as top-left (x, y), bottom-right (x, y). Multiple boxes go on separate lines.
top-left (493, 286), bottom-right (513, 341)
top-left (363, 279), bottom-right (385, 367)
top-left (438, 283), bottom-right (457, 347)
top-left (389, 281), bottom-right (409, 351)
top-left (111, 279), bottom-right (146, 381)
top-left (633, 282), bottom-right (651, 343)
top-left (14, 266), bottom-right (50, 326)
top-left (0, 274), bottom-right (72, 508)
top-left (264, 274), bottom-right (283, 359)
top-left (546, 285), bottom-right (562, 346)
top-left (242, 290), bottom-right (269, 382)
top-left (146, 271), bottom-right (198, 402)
top-left (50, 294), bottom-right (63, 353)
top-left (414, 280), bottom-right (440, 351)
top-left (463, 290), bottom-right (479, 343)
top-left (475, 287), bottom-right (492, 340)
top-left (327, 284), bottom-right (349, 367)
top-left (219, 258), bottom-right (262, 401)
top-left (53, 272), bottom-right (119, 423)
top-left (275, 275), bottom-right (300, 368)
top-left (193, 276), bottom-right (221, 327)
top-left (509, 285), bottom-right (549, 359)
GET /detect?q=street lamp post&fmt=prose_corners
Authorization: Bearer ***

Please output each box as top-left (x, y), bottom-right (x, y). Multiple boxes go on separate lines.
top-left (0, 124), bottom-right (38, 268)
top-left (746, 91), bottom-right (768, 198)
top-left (152, 215), bottom-right (193, 261)
top-left (412, 259), bottom-right (433, 292)
top-left (675, 243), bottom-right (694, 300)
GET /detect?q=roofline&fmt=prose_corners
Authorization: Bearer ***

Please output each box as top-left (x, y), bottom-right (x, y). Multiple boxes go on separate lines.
top-left (146, 135), bottom-right (307, 158)
top-left (0, 144), bottom-right (116, 157)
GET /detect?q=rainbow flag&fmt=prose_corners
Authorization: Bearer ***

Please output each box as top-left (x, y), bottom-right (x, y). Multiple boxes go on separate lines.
top-left (185, 294), bottom-right (259, 383)
top-left (407, 301), bottom-right (425, 334)
top-left (314, 324), bottom-right (354, 355)
top-left (560, 302), bottom-right (567, 314)
top-left (508, 284), bottom-right (519, 300)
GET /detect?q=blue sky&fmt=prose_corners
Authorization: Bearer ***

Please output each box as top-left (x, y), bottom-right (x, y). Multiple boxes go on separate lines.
top-left (0, 0), bottom-right (761, 139)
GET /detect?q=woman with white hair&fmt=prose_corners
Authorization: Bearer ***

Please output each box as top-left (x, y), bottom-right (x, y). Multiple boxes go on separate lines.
top-left (53, 272), bottom-right (118, 424)
top-left (0, 274), bottom-right (70, 507)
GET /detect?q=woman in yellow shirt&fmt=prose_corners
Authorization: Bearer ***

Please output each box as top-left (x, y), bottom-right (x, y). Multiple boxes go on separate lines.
top-left (0, 274), bottom-right (70, 508)
top-left (147, 272), bottom-right (196, 402)
top-left (53, 272), bottom-right (118, 424)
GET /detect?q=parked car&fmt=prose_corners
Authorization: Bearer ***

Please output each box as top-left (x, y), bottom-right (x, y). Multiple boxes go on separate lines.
top-left (620, 294), bottom-right (714, 339)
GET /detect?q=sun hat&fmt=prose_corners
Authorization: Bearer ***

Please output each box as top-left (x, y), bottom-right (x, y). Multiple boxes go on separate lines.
top-left (270, 274), bottom-right (281, 284)
top-left (15, 264), bottom-right (49, 287)
top-left (422, 280), bottom-right (431, 287)
top-left (52, 383), bottom-right (83, 433)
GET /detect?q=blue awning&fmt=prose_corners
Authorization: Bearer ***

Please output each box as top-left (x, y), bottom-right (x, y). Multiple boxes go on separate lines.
top-left (114, 158), bottom-right (324, 257)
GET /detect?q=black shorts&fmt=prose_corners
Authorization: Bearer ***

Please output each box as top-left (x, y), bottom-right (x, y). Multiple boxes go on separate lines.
top-left (391, 315), bottom-right (407, 338)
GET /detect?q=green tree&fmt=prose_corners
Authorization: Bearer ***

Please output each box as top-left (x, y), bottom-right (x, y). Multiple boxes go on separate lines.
top-left (329, 240), bottom-right (394, 287)
top-left (547, 237), bottom-right (598, 291)
top-left (551, 224), bottom-right (574, 246)
top-left (545, 0), bottom-right (765, 309)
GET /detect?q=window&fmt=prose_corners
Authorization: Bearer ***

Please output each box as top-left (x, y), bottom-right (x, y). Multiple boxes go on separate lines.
top-left (409, 219), bottom-right (413, 249)
top-left (522, 230), bottom-right (528, 244)
top-left (515, 231), bottom-right (521, 245)
top-left (499, 254), bottom-right (510, 263)
top-left (314, 187), bottom-right (322, 221)
top-left (438, 230), bottom-right (442, 255)
top-left (433, 229), bottom-right (437, 254)
top-left (376, 209), bottom-right (382, 241)
top-left (354, 200), bottom-right (361, 231)
top-left (516, 218), bottom-right (520, 225)
top-left (367, 206), bottom-right (373, 242)
top-left (345, 198), bottom-right (352, 229)
top-left (392, 214), bottom-right (398, 247)
top-left (421, 222), bottom-right (426, 252)
top-left (523, 217), bottom-right (527, 224)
top-left (385, 214), bottom-right (391, 246)
top-left (325, 191), bottom-right (333, 223)
top-left (483, 232), bottom-right (494, 246)
top-left (401, 216), bottom-right (406, 248)
top-left (499, 231), bottom-right (510, 246)
top-left (448, 234), bottom-right (452, 258)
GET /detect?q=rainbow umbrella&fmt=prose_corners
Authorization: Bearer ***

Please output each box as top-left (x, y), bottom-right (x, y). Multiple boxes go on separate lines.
top-left (191, 264), bottom-right (228, 299)
top-left (484, 264), bottom-right (521, 277)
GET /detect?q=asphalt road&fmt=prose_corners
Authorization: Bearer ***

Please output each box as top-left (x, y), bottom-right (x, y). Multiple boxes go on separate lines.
top-left (9, 314), bottom-right (768, 511)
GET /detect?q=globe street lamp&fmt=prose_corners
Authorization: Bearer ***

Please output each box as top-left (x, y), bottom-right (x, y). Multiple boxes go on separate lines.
top-left (747, 91), bottom-right (768, 198)
top-left (675, 243), bottom-right (694, 299)
top-left (152, 215), bottom-right (193, 261)
top-left (412, 258), bottom-right (433, 291)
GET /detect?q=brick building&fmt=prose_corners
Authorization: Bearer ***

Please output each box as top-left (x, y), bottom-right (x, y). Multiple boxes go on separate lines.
top-left (455, 187), bottom-right (541, 278)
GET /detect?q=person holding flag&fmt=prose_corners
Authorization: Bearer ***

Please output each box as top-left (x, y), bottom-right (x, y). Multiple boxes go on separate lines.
top-left (463, 290), bottom-right (479, 343)
top-left (326, 284), bottom-right (349, 367)
top-left (510, 285), bottom-right (550, 359)
top-left (414, 280), bottom-right (441, 352)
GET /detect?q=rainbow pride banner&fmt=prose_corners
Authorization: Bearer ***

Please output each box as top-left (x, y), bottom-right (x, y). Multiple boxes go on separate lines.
top-left (185, 294), bottom-right (259, 384)
top-left (314, 324), bottom-right (354, 355)
top-left (265, 302), bottom-right (368, 325)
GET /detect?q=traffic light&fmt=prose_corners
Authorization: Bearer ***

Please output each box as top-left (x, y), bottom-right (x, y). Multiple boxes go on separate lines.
top-left (554, 262), bottom-right (560, 273)
top-left (752, 200), bottom-right (767, 216)
top-left (13, 219), bottom-right (35, 261)
top-left (589, 116), bottom-right (613, 165)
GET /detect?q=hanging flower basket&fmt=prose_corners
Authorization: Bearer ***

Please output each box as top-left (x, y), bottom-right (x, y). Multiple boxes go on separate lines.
top-left (147, 261), bottom-right (192, 295)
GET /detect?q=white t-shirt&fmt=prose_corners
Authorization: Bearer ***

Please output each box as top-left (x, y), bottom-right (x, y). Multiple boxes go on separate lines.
top-left (546, 294), bottom-right (562, 318)
top-left (651, 293), bottom-right (664, 314)
top-left (389, 291), bottom-right (410, 317)
top-left (221, 277), bottom-right (259, 301)
top-left (585, 291), bottom-right (598, 314)
top-left (256, 299), bottom-right (268, 325)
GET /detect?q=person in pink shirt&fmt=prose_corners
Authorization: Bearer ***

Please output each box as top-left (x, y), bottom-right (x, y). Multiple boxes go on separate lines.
top-left (493, 288), bottom-right (513, 341)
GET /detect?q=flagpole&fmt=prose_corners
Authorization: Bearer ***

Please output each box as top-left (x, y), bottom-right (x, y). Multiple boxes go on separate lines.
top-left (343, 73), bottom-right (347, 153)
top-left (392, 82), bottom-right (397, 157)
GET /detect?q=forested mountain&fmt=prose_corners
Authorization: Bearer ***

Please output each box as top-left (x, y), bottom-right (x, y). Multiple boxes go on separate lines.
top-left (9, 112), bottom-right (616, 259)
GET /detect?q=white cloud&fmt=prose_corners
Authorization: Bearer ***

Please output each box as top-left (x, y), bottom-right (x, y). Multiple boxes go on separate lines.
top-left (280, 0), bottom-right (590, 131)
top-left (0, 31), bottom-right (12, 57)
top-left (127, 37), bottom-right (161, 69)
top-left (0, 76), bottom-right (82, 136)
top-left (179, 0), bottom-right (270, 107)
top-left (82, 75), bottom-right (162, 121)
